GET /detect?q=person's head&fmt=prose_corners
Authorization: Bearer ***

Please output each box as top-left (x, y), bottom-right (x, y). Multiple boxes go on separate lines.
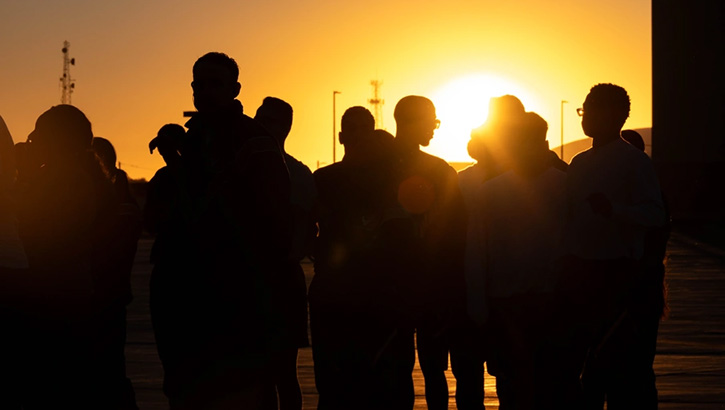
top-left (158, 123), bottom-right (186, 142)
top-left (469, 94), bottom-right (526, 167)
top-left (339, 106), bottom-right (375, 151)
top-left (0, 115), bottom-right (16, 185)
top-left (352, 128), bottom-right (395, 163)
top-left (27, 105), bottom-right (93, 163)
top-left (153, 123), bottom-right (186, 160)
top-left (92, 137), bottom-right (117, 172)
top-left (255, 97), bottom-right (293, 146)
top-left (393, 96), bottom-right (439, 147)
top-left (508, 111), bottom-right (550, 172)
top-left (581, 83), bottom-right (630, 139)
top-left (486, 94), bottom-right (526, 126)
top-left (191, 52), bottom-right (241, 113)
top-left (621, 129), bottom-right (645, 152)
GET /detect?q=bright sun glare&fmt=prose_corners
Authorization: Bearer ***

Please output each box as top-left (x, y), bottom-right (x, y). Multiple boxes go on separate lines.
top-left (426, 73), bottom-right (539, 163)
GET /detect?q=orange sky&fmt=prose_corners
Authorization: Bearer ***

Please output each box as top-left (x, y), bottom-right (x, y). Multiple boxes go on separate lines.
top-left (0, 0), bottom-right (651, 180)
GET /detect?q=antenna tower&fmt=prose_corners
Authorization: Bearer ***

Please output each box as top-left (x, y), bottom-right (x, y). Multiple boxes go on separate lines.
top-left (368, 80), bottom-right (384, 129)
top-left (60, 41), bottom-right (76, 104)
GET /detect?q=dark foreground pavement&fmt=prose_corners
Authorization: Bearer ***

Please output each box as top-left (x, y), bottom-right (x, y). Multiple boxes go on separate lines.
top-left (125, 221), bottom-right (725, 409)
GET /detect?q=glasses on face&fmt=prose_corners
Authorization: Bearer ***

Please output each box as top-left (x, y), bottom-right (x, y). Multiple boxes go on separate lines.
top-left (577, 108), bottom-right (584, 117)
top-left (433, 119), bottom-right (441, 129)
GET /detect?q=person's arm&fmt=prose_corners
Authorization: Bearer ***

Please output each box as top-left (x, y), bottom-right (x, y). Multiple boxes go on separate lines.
top-left (612, 155), bottom-right (665, 228)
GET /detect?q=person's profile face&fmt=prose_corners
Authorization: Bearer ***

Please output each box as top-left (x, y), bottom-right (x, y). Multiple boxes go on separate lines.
top-left (413, 110), bottom-right (439, 147)
top-left (580, 96), bottom-right (601, 138)
top-left (191, 62), bottom-right (240, 113)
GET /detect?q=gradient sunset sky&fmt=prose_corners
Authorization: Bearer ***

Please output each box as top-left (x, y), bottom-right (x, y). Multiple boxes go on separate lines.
top-left (0, 0), bottom-right (651, 180)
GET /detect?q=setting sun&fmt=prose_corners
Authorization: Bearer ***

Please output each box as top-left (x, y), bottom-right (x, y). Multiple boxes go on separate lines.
top-left (424, 73), bottom-right (542, 163)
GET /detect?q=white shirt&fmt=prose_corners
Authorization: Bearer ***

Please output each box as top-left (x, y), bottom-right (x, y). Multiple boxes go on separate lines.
top-left (564, 138), bottom-right (665, 261)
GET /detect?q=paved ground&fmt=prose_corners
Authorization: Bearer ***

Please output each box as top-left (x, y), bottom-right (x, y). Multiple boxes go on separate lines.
top-left (125, 220), bottom-right (725, 409)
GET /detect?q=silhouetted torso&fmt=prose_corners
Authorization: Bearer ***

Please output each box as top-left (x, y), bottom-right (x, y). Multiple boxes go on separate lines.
top-left (392, 143), bottom-right (467, 321)
top-left (147, 99), bottom-right (291, 404)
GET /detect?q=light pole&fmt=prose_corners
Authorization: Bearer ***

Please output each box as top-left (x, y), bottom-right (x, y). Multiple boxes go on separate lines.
top-left (560, 100), bottom-right (568, 160)
top-left (333, 91), bottom-right (341, 163)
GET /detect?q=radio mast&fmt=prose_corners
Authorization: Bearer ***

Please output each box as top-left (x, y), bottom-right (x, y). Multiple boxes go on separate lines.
top-left (60, 41), bottom-right (76, 104)
top-left (368, 80), bottom-right (384, 129)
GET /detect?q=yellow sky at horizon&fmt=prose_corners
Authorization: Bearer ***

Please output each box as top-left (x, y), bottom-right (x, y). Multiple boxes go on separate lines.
top-left (0, 0), bottom-right (651, 180)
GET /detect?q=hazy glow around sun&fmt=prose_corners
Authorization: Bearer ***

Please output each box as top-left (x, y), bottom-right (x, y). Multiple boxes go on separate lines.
top-left (425, 73), bottom-right (541, 163)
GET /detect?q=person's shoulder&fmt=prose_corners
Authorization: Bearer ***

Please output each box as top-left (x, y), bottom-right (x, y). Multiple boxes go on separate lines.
top-left (313, 162), bottom-right (344, 180)
top-left (114, 168), bottom-right (130, 183)
top-left (419, 150), bottom-right (449, 165)
top-left (313, 163), bottom-right (348, 198)
top-left (418, 151), bottom-right (457, 175)
top-left (540, 166), bottom-right (568, 187)
top-left (458, 163), bottom-right (478, 178)
top-left (150, 166), bottom-right (171, 181)
top-left (285, 154), bottom-right (312, 174)
top-left (616, 138), bottom-right (651, 161)
top-left (569, 146), bottom-right (594, 164)
top-left (458, 163), bottom-right (488, 187)
top-left (286, 154), bottom-right (315, 189)
top-left (240, 112), bottom-right (268, 134)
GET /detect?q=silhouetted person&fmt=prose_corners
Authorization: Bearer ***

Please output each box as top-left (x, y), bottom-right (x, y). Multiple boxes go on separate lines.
top-left (91, 136), bottom-right (142, 409)
top-left (145, 123), bottom-right (185, 239)
top-left (255, 97), bottom-right (315, 410)
top-left (455, 95), bottom-right (529, 410)
top-left (391, 96), bottom-right (467, 410)
top-left (145, 123), bottom-right (188, 406)
top-left (468, 95), bottom-right (526, 179)
top-left (563, 84), bottom-right (665, 410)
top-left (13, 105), bottom-right (119, 409)
top-left (0, 114), bottom-right (28, 410)
top-left (581, 128), bottom-right (670, 410)
top-left (0, 115), bottom-right (26, 271)
top-left (311, 106), bottom-right (408, 410)
top-left (146, 52), bottom-right (291, 409)
top-left (621, 129), bottom-right (669, 316)
top-left (467, 112), bottom-right (568, 410)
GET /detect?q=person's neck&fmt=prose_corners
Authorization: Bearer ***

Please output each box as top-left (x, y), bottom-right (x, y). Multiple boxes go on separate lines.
top-left (394, 133), bottom-right (420, 154)
top-left (591, 132), bottom-right (621, 149)
top-left (201, 100), bottom-right (241, 118)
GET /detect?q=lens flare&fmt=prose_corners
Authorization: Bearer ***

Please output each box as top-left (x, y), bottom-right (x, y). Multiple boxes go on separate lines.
top-left (426, 74), bottom-right (541, 163)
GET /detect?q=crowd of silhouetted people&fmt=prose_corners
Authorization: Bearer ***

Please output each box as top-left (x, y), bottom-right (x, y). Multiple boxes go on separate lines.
top-left (0, 51), bottom-right (669, 410)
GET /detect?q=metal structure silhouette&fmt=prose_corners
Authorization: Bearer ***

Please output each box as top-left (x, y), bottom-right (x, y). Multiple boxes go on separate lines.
top-left (368, 80), bottom-right (384, 129)
top-left (60, 40), bottom-right (76, 104)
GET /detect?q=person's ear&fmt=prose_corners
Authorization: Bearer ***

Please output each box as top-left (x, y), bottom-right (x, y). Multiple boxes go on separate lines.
top-left (232, 82), bottom-right (241, 99)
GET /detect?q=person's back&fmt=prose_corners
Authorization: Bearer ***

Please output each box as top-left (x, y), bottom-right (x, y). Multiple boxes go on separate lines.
top-left (14, 105), bottom-right (118, 409)
top-left (474, 112), bottom-right (567, 299)
top-left (0, 115), bottom-right (27, 272)
top-left (255, 96), bottom-right (315, 410)
top-left (0, 114), bottom-right (28, 409)
top-left (148, 52), bottom-right (291, 409)
top-left (310, 107), bottom-right (408, 410)
top-left (90, 136), bottom-right (142, 409)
